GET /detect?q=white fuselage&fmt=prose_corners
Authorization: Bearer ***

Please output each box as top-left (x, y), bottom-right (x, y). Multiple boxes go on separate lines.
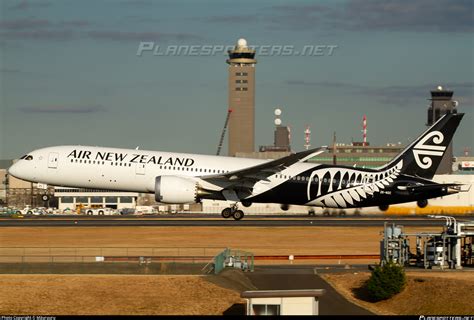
top-left (8, 145), bottom-right (318, 199)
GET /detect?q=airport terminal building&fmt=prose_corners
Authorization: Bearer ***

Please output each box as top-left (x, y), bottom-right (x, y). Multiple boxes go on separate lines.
top-left (53, 188), bottom-right (138, 211)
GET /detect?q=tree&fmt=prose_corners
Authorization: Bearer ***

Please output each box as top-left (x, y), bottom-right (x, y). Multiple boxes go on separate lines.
top-left (366, 261), bottom-right (406, 301)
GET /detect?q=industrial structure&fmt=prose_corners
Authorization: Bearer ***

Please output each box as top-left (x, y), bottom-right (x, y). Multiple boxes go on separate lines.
top-left (381, 218), bottom-right (474, 269)
top-left (258, 108), bottom-right (291, 153)
top-left (227, 38), bottom-right (256, 156)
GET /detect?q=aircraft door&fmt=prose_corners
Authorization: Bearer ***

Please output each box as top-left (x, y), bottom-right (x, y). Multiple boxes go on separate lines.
top-left (48, 152), bottom-right (59, 169)
top-left (136, 163), bottom-right (145, 175)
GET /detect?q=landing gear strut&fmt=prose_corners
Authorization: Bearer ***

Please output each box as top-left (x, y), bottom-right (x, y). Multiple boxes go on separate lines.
top-left (221, 203), bottom-right (245, 221)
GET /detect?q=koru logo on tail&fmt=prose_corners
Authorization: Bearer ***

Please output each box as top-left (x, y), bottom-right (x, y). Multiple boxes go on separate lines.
top-left (412, 131), bottom-right (446, 169)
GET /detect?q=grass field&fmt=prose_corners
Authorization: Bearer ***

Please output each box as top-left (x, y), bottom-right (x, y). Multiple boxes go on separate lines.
top-left (323, 272), bottom-right (474, 315)
top-left (0, 274), bottom-right (243, 315)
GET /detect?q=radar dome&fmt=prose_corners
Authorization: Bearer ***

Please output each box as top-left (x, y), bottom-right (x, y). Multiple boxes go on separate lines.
top-left (274, 118), bottom-right (282, 126)
top-left (237, 38), bottom-right (247, 48)
top-left (274, 108), bottom-right (282, 116)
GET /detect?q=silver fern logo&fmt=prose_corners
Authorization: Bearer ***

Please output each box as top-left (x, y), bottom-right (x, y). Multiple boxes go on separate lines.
top-left (306, 160), bottom-right (403, 208)
top-left (413, 131), bottom-right (446, 169)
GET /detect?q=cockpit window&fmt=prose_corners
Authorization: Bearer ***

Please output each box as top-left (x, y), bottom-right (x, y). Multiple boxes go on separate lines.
top-left (20, 155), bottom-right (27, 159)
top-left (25, 155), bottom-right (33, 161)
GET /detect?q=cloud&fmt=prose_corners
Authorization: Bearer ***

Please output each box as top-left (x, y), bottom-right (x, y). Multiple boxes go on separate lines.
top-left (87, 31), bottom-right (202, 42)
top-left (20, 105), bottom-right (106, 114)
top-left (0, 68), bottom-right (22, 73)
top-left (270, 0), bottom-right (473, 33)
top-left (0, 30), bottom-right (75, 41)
top-left (119, 0), bottom-right (154, 6)
top-left (8, 0), bottom-right (51, 11)
top-left (0, 17), bottom-right (199, 43)
top-left (0, 19), bottom-right (51, 30)
top-left (202, 14), bottom-right (260, 24)
top-left (286, 80), bottom-right (474, 106)
top-left (285, 80), bottom-right (365, 90)
top-left (59, 20), bottom-right (90, 28)
top-left (0, 18), bottom-right (86, 41)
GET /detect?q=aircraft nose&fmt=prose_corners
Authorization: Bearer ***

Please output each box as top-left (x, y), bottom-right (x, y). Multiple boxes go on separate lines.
top-left (7, 162), bottom-right (21, 179)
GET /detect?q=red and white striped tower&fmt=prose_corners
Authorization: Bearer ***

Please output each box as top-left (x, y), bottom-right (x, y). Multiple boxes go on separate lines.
top-left (304, 125), bottom-right (311, 150)
top-left (362, 114), bottom-right (367, 147)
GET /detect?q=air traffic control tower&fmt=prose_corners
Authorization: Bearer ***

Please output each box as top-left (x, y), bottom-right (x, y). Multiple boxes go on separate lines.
top-left (227, 38), bottom-right (256, 156)
top-left (427, 85), bottom-right (458, 174)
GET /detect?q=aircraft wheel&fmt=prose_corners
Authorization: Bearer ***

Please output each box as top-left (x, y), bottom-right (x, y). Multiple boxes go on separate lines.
top-left (221, 208), bottom-right (232, 219)
top-left (379, 205), bottom-right (389, 212)
top-left (233, 210), bottom-right (244, 221)
top-left (417, 199), bottom-right (428, 208)
top-left (241, 200), bottom-right (252, 207)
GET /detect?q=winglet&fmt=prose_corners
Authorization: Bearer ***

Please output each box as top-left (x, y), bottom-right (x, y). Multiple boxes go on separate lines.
top-left (299, 146), bottom-right (328, 163)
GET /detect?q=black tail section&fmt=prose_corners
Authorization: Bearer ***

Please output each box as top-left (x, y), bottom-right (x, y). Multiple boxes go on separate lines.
top-left (379, 112), bottom-right (464, 179)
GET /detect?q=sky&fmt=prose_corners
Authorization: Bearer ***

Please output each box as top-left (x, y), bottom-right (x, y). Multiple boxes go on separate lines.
top-left (0, 0), bottom-right (473, 159)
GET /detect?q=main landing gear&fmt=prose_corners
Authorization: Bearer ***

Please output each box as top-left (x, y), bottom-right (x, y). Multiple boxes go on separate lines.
top-left (221, 203), bottom-right (245, 221)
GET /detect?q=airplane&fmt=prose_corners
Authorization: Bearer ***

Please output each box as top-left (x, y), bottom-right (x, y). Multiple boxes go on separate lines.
top-left (8, 112), bottom-right (464, 220)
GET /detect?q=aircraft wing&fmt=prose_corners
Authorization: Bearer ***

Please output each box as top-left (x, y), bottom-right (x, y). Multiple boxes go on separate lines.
top-left (202, 147), bottom-right (327, 186)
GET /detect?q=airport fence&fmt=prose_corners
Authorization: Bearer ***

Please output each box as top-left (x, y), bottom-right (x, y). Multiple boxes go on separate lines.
top-left (0, 246), bottom-right (225, 264)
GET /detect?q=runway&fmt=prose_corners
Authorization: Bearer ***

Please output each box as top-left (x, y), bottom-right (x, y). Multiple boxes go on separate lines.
top-left (1, 215), bottom-right (472, 227)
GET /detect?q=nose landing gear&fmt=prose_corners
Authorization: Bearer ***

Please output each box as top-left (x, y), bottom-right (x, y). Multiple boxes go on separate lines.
top-left (221, 203), bottom-right (245, 220)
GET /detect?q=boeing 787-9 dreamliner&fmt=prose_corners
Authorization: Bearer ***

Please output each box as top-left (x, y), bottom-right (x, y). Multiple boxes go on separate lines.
top-left (8, 113), bottom-right (464, 220)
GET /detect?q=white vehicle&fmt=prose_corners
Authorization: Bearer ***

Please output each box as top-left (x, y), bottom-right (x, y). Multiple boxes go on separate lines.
top-left (7, 114), bottom-right (466, 221)
top-left (83, 207), bottom-right (115, 215)
top-left (134, 206), bottom-right (157, 215)
top-left (20, 207), bottom-right (47, 215)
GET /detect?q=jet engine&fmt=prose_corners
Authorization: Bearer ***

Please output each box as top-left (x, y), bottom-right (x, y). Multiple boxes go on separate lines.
top-left (155, 176), bottom-right (200, 204)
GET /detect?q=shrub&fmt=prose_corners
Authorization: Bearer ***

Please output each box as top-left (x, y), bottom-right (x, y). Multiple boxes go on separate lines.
top-left (366, 261), bottom-right (406, 301)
